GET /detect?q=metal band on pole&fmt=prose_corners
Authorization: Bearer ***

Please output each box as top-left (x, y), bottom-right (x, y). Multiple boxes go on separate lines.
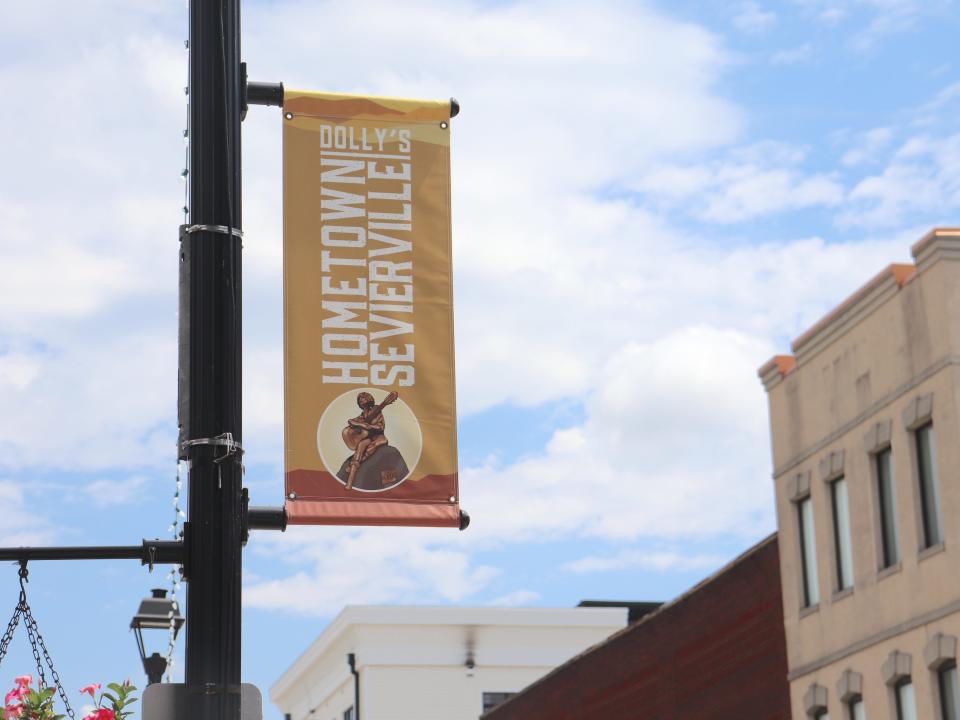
top-left (183, 224), bottom-right (244, 239)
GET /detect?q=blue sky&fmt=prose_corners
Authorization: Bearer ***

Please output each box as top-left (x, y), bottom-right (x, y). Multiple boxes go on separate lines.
top-left (2, 0), bottom-right (960, 717)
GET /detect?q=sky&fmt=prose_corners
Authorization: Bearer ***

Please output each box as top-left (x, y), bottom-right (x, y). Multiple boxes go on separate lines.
top-left (1, 0), bottom-right (960, 717)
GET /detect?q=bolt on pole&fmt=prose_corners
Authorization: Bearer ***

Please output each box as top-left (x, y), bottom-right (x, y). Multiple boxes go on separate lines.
top-left (182, 0), bottom-right (244, 719)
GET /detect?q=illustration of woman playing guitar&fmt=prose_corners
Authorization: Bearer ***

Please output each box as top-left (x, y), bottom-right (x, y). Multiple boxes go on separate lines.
top-left (342, 391), bottom-right (399, 489)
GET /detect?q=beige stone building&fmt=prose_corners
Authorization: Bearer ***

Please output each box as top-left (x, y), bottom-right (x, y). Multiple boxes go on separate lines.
top-left (759, 229), bottom-right (960, 720)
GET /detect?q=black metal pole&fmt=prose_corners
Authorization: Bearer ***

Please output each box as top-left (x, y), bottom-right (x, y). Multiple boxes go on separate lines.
top-left (183, 0), bottom-right (243, 718)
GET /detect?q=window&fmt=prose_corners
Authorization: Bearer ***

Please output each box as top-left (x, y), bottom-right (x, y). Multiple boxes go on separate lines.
top-left (798, 496), bottom-right (820, 606)
top-left (847, 697), bottom-right (866, 720)
top-left (343, 707), bottom-right (355, 720)
top-left (876, 447), bottom-right (900, 568)
top-left (895, 680), bottom-right (917, 720)
top-left (831, 475), bottom-right (854, 590)
top-left (814, 712), bottom-right (830, 720)
top-left (940, 663), bottom-right (960, 720)
top-left (482, 692), bottom-right (515, 713)
top-left (916, 423), bottom-right (943, 548)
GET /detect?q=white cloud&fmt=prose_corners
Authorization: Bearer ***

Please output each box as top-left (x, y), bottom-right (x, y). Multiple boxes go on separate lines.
top-left (634, 141), bottom-right (844, 223)
top-left (245, 528), bottom-right (499, 616)
top-left (819, 7), bottom-right (848, 23)
top-left (771, 43), bottom-right (814, 66)
top-left (852, 0), bottom-right (923, 51)
top-left (841, 126), bottom-right (894, 166)
top-left (488, 590), bottom-right (541, 606)
top-left (457, 326), bottom-right (777, 543)
top-left (841, 132), bottom-right (960, 227)
top-left (563, 550), bottom-right (726, 573)
top-left (0, 481), bottom-right (56, 546)
top-left (733, 2), bottom-right (777, 33)
top-left (791, 0), bottom-right (949, 50)
top-left (0, 334), bottom-right (176, 471)
top-left (82, 476), bottom-right (149, 507)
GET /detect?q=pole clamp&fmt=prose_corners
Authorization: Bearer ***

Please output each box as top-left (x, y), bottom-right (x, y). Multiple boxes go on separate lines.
top-left (181, 433), bottom-right (243, 453)
top-left (183, 223), bottom-right (243, 239)
top-left (181, 433), bottom-right (244, 489)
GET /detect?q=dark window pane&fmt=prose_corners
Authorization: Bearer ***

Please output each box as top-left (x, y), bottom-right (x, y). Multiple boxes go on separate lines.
top-left (798, 497), bottom-right (820, 606)
top-left (831, 476), bottom-right (854, 589)
top-left (916, 423), bottom-right (943, 548)
top-left (482, 692), bottom-right (515, 713)
top-left (876, 448), bottom-right (899, 567)
top-left (940, 664), bottom-right (960, 720)
top-left (896, 680), bottom-right (917, 720)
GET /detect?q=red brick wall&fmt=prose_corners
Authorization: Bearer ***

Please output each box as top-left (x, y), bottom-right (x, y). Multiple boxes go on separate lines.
top-left (484, 536), bottom-right (789, 720)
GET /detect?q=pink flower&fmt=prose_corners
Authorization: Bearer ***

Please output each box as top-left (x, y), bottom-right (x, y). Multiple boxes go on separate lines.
top-left (83, 710), bottom-right (114, 720)
top-left (3, 687), bottom-right (25, 705)
top-left (2, 704), bottom-right (21, 720)
top-left (11, 677), bottom-right (29, 689)
top-left (80, 684), bottom-right (101, 699)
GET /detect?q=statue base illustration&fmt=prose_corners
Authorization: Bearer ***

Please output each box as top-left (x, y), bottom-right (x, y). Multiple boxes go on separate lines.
top-left (336, 445), bottom-right (409, 490)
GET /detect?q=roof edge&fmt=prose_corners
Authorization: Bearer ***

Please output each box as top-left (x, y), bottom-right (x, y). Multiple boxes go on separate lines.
top-left (790, 263), bottom-right (915, 360)
top-left (912, 227), bottom-right (960, 272)
top-left (482, 533), bottom-right (779, 719)
top-left (270, 604), bottom-right (630, 702)
top-left (758, 355), bottom-right (796, 392)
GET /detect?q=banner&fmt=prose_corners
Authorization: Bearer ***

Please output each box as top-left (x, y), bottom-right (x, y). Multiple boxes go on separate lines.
top-left (283, 90), bottom-right (460, 527)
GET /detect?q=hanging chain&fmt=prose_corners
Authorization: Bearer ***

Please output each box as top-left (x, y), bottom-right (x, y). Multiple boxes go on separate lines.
top-left (0, 564), bottom-right (75, 719)
top-left (0, 600), bottom-right (21, 667)
top-left (22, 605), bottom-right (45, 687)
top-left (22, 605), bottom-right (74, 719)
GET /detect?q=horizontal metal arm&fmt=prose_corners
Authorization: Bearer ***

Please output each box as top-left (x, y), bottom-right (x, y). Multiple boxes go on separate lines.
top-left (247, 506), bottom-right (287, 531)
top-left (246, 81), bottom-right (284, 108)
top-left (0, 540), bottom-right (183, 565)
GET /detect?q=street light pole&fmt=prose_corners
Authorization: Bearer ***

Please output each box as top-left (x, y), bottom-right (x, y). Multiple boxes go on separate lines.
top-left (181, 0), bottom-right (243, 718)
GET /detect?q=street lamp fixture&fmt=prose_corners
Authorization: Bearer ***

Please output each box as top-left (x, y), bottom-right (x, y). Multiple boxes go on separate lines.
top-left (131, 588), bottom-right (184, 685)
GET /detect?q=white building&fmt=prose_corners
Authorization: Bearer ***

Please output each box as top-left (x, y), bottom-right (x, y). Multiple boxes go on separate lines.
top-left (269, 605), bottom-right (631, 720)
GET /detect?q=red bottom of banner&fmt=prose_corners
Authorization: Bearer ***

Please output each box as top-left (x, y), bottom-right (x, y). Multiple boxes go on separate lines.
top-left (285, 499), bottom-right (460, 527)
top-left (284, 469), bottom-right (460, 527)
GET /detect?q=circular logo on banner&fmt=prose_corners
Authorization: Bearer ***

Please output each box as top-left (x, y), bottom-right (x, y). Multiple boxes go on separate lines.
top-left (316, 388), bottom-right (422, 492)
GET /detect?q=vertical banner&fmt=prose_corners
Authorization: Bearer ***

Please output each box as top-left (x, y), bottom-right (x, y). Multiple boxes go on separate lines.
top-left (283, 90), bottom-right (460, 527)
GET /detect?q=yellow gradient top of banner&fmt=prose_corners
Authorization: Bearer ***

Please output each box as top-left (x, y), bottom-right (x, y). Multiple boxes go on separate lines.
top-left (284, 89), bottom-right (452, 123)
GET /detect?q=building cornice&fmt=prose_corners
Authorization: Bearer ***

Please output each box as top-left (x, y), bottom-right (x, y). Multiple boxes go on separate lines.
top-left (758, 355), bottom-right (796, 392)
top-left (911, 227), bottom-right (960, 272)
top-left (790, 263), bottom-right (915, 364)
top-left (771, 354), bottom-right (960, 479)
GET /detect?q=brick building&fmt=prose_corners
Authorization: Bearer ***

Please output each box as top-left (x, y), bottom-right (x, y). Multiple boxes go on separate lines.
top-left (482, 535), bottom-right (789, 720)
